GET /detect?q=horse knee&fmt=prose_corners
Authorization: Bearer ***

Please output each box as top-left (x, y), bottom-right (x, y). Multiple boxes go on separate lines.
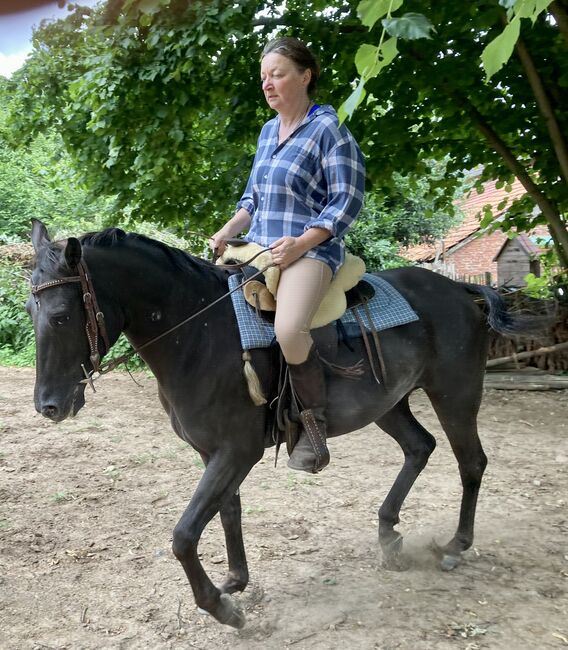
top-left (172, 524), bottom-right (198, 560)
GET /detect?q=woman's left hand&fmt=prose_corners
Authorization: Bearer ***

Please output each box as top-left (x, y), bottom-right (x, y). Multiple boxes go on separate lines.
top-left (270, 236), bottom-right (306, 269)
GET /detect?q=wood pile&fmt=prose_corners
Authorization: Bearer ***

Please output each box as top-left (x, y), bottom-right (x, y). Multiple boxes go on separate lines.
top-left (487, 292), bottom-right (568, 373)
top-left (0, 243), bottom-right (34, 267)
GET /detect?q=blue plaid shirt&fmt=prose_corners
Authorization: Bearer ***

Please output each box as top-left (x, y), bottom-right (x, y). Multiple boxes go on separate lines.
top-left (237, 104), bottom-right (365, 274)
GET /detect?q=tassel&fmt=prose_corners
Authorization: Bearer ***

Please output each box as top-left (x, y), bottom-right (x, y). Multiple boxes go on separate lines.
top-left (242, 351), bottom-right (267, 405)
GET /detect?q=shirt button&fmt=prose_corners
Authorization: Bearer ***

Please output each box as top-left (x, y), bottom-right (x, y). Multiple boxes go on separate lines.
top-left (264, 174), bottom-right (268, 179)
top-left (271, 155), bottom-right (276, 159)
top-left (261, 196), bottom-right (264, 201)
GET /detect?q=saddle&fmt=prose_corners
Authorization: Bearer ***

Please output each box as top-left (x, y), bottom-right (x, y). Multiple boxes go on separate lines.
top-left (240, 264), bottom-right (376, 323)
top-left (217, 241), bottom-right (368, 328)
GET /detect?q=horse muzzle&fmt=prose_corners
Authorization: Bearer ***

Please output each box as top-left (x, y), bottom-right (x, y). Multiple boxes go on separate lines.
top-left (36, 384), bottom-right (86, 422)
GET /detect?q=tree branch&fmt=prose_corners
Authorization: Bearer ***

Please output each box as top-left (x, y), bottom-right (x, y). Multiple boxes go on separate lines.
top-left (462, 99), bottom-right (568, 268)
top-left (549, 1), bottom-right (568, 47)
top-left (514, 35), bottom-right (568, 186)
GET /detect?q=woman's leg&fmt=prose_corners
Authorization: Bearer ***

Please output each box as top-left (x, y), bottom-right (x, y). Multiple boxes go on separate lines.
top-left (274, 258), bottom-right (333, 472)
top-left (274, 258), bottom-right (332, 365)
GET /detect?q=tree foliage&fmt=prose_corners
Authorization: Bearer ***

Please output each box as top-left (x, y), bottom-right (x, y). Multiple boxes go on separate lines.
top-left (0, 78), bottom-right (110, 240)
top-left (4, 0), bottom-right (567, 271)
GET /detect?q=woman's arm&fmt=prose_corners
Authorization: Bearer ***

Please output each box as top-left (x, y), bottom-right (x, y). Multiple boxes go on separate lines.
top-left (209, 208), bottom-right (252, 254)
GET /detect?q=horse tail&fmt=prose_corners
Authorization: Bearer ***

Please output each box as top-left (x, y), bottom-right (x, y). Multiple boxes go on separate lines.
top-left (461, 283), bottom-right (548, 338)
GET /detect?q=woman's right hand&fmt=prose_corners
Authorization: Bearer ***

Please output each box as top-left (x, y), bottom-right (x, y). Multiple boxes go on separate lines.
top-left (209, 232), bottom-right (227, 257)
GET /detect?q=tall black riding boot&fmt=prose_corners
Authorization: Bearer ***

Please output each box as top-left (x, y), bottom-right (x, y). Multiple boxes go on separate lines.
top-left (287, 345), bottom-right (330, 473)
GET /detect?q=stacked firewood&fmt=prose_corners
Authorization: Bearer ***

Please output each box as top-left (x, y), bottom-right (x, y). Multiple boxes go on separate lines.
top-left (487, 293), bottom-right (568, 372)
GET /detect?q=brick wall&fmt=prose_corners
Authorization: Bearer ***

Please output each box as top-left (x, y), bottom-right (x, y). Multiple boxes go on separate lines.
top-left (446, 231), bottom-right (506, 281)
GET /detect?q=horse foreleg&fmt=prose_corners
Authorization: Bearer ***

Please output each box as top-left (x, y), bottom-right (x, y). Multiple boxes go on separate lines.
top-left (172, 452), bottom-right (255, 628)
top-left (375, 398), bottom-right (436, 570)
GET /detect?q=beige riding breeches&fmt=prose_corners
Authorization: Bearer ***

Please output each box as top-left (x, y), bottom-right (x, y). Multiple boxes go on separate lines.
top-left (274, 257), bottom-right (333, 365)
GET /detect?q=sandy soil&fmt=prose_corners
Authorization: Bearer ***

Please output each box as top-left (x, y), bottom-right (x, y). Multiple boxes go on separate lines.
top-left (1, 367), bottom-right (567, 650)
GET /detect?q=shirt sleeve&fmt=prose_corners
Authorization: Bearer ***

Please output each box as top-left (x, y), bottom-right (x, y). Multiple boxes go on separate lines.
top-left (304, 135), bottom-right (365, 239)
top-left (236, 152), bottom-right (257, 218)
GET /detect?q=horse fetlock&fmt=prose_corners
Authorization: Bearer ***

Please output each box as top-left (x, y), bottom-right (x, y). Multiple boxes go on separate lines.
top-left (220, 570), bottom-right (249, 594)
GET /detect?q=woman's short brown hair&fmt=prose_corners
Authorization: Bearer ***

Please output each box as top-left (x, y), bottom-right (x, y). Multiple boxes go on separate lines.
top-left (262, 37), bottom-right (320, 95)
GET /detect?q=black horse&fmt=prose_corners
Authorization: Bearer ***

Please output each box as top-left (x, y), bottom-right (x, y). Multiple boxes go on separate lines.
top-left (28, 220), bottom-right (537, 628)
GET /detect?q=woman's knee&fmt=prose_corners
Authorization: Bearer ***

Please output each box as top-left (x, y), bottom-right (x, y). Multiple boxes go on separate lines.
top-left (274, 320), bottom-right (303, 350)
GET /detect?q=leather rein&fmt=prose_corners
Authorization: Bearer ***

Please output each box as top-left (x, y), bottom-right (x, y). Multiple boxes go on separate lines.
top-left (31, 248), bottom-right (274, 391)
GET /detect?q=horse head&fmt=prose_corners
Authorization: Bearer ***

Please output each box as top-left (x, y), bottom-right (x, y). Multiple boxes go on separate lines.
top-left (28, 220), bottom-right (118, 422)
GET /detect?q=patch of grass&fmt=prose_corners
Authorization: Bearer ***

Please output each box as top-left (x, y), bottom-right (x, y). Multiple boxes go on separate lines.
top-left (133, 452), bottom-right (159, 465)
top-left (103, 465), bottom-right (121, 481)
top-left (0, 518), bottom-right (10, 530)
top-left (286, 474), bottom-right (298, 490)
top-left (51, 490), bottom-right (75, 503)
top-left (192, 453), bottom-right (205, 470)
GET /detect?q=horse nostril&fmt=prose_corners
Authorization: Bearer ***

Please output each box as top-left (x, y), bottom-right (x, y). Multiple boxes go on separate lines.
top-left (41, 405), bottom-right (59, 420)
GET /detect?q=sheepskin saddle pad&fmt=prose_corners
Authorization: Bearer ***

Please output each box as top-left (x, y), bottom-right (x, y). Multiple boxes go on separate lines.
top-left (217, 242), bottom-right (367, 328)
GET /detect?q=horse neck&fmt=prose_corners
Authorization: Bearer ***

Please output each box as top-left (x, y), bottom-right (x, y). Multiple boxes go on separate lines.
top-left (84, 244), bottom-right (228, 355)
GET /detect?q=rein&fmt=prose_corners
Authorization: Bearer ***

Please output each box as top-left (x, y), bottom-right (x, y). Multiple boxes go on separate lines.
top-left (32, 247), bottom-right (274, 390)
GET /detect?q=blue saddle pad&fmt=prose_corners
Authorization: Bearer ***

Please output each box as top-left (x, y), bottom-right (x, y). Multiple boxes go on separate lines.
top-left (228, 272), bottom-right (419, 351)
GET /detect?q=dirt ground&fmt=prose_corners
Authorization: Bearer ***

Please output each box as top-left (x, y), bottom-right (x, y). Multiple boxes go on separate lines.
top-left (1, 367), bottom-right (567, 650)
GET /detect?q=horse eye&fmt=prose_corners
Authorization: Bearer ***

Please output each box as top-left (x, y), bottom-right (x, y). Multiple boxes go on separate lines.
top-left (50, 314), bottom-right (70, 327)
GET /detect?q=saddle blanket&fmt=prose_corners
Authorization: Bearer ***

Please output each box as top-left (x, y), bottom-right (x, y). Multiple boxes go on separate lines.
top-left (228, 272), bottom-right (419, 351)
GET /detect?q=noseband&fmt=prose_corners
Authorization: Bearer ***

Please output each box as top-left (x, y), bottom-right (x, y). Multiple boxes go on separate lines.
top-left (31, 259), bottom-right (111, 391)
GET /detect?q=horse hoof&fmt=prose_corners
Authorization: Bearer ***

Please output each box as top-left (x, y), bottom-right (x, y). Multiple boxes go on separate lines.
top-left (381, 553), bottom-right (410, 572)
top-left (218, 593), bottom-right (246, 629)
top-left (380, 533), bottom-right (408, 571)
top-left (440, 553), bottom-right (461, 571)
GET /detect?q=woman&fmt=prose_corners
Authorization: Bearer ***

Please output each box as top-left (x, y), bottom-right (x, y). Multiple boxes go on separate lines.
top-left (210, 37), bottom-right (365, 473)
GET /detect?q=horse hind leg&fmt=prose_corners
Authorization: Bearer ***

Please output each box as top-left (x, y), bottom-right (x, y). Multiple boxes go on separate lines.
top-left (219, 489), bottom-right (249, 594)
top-left (198, 452), bottom-right (249, 595)
top-left (426, 386), bottom-right (488, 571)
top-left (375, 397), bottom-right (436, 571)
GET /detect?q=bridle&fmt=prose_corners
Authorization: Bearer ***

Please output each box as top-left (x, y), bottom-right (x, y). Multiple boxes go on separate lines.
top-left (31, 259), bottom-right (111, 390)
top-left (31, 248), bottom-right (274, 391)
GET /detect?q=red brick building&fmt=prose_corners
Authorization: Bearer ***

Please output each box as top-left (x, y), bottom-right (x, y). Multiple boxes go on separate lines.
top-left (400, 179), bottom-right (548, 286)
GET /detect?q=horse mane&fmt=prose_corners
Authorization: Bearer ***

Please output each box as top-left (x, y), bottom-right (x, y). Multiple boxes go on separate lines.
top-left (78, 228), bottom-right (219, 277)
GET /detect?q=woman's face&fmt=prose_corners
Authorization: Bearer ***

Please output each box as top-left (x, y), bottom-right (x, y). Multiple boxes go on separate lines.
top-left (260, 52), bottom-right (310, 113)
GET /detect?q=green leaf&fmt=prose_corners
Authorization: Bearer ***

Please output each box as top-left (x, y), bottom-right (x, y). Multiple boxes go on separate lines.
top-left (355, 44), bottom-right (379, 76)
top-left (338, 77), bottom-right (367, 123)
top-left (515, 0), bottom-right (553, 23)
top-left (382, 13), bottom-right (435, 40)
top-left (355, 39), bottom-right (398, 79)
top-left (139, 0), bottom-right (168, 16)
top-left (481, 16), bottom-right (520, 81)
top-left (357, 0), bottom-right (404, 29)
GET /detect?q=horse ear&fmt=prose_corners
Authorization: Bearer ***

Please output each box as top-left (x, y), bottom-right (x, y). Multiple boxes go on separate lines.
top-left (64, 237), bottom-right (82, 269)
top-left (31, 219), bottom-right (51, 252)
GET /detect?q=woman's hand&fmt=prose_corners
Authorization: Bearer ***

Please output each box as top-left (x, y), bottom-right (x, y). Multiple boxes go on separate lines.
top-left (209, 232), bottom-right (227, 257)
top-left (270, 236), bottom-right (306, 269)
